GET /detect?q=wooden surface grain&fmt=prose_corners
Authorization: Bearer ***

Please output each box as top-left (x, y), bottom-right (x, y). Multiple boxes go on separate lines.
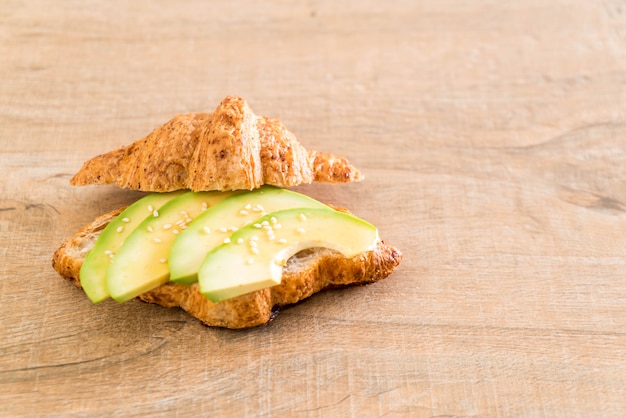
top-left (2, 0), bottom-right (626, 416)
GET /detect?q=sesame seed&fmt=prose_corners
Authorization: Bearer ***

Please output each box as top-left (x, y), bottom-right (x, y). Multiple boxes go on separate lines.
top-left (237, 238), bottom-right (244, 244)
top-left (253, 223), bottom-right (262, 229)
top-left (274, 223), bottom-right (282, 229)
top-left (250, 236), bottom-right (259, 241)
top-left (270, 217), bottom-right (277, 224)
top-left (228, 226), bottom-right (238, 232)
top-left (173, 229), bottom-right (179, 235)
top-left (261, 220), bottom-right (269, 227)
top-left (159, 258), bottom-right (167, 263)
top-left (147, 205), bottom-right (154, 212)
top-left (109, 254), bottom-right (115, 260)
top-left (277, 238), bottom-right (287, 244)
top-left (147, 226), bottom-right (154, 232)
top-left (153, 210), bottom-right (159, 217)
top-left (244, 204), bottom-right (252, 210)
top-left (249, 240), bottom-right (257, 247)
top-left (185, 218), bottom-right (192, 224)
top-left (218, 227), bottom-right (228, 233)
top-left (122, 217), bottom-right (130, 223)
top-left (203, 226), bottom-right (211, 234)
top-left (223, 237), bottom-right (231, 244)
top-left (104, 249), bottom-right (113, 255)
top-left (296, 227), bottom-right (306, 234)
top-left (247, 258), bottom-right (254, 265)
top-left (163, 223), bottom-right (172, 230)
top-left (239, 210), bottom-right (249, 216)
top-left (299, 213), bottom-right (307, 222)
top-left (250, 247), bottom-right (259, 254)
top-left (181, 211), bottom-right (188, 218)
top-left (116, 226), bottom-right (123, 233)
top-left (153, 237), bottom-right (162, 243)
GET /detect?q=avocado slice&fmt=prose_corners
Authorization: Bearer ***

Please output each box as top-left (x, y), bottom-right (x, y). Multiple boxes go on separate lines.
top-left (107, 190), bottom-right (237, 302)
top-left (80, 191), bottom-right (185, 303)
top-left (169, 186), bottom-right (328, 285)
top-left (198, 207), bottom-right (380, 303)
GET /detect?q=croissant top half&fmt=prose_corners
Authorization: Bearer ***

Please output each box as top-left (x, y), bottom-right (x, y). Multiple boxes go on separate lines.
top-left (70, 96), bottom-right (362, 192)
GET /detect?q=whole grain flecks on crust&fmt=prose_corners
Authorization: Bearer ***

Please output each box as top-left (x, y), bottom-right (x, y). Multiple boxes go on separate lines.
top-left (51, 207), bottom-right (402, 329)
top-left (70, 96), bottom-right (363, 192)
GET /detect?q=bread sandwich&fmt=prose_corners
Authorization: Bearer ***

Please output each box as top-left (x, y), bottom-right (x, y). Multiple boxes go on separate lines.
top-left (52, 96), bottom-right (402, 329)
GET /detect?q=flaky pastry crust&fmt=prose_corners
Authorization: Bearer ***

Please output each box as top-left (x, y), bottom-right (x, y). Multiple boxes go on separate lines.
top-left (70, 96), bottom-right (362, 192)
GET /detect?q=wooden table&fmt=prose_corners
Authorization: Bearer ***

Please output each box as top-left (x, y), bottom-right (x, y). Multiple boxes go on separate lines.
top-left (2, 1), bottom-right (625, 416)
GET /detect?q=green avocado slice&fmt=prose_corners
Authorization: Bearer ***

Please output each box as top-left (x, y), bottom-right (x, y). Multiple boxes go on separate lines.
top-left (106, 190), bottom-right (237, 303)
top-left (168, 186), bottom-right (328, 285)
top-left (198, 207), bottom-right (380, 303)
top-left (80, 191), bottom-right (186, 303)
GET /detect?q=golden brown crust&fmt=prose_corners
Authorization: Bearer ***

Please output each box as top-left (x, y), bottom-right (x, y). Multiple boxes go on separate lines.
top-left (188, 98), bottom-right (261, 191)
top-left (51, 206), bottom-right (402, 329)
top-left (70, 96), bottom-right (362, 192)
top-left (310, 151), bottom-right (363, 183)
top-left (139, 284), bottom-right (274, 329)
top-left (119, 113), bottom-right (210, 191)
top-left (271, 244), bottom-right (401, 306)
top-left (70, 113), bottom-right (210, 191)
top-left (52, 207), bottom-right (126, 287)
top-left (257, 116), bottom-right (313, 186)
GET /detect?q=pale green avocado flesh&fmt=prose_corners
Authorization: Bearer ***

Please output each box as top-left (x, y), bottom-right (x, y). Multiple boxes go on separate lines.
top-left (198, 207), bottom-right (379, 303)
top-left (80, 191), bottom-right (185, 303)
top-left (168, 186), bottom-right (328, 285)
top-left (85, 188), bottom-right (379, 305)
top-left (106, 190), bottom-right (237, 303)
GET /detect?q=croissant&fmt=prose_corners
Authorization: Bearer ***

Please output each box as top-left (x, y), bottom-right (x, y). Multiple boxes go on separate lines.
top-left (70, 96), bottom-right (362, 192)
